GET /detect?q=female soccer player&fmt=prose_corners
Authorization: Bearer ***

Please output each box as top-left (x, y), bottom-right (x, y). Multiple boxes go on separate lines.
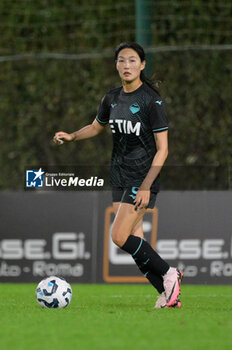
top-left (54, 42), bottom-right (183, 309)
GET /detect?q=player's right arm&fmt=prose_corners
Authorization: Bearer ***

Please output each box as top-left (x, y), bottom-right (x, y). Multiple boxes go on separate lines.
top-left (53, 119), bottom-right (106, 145)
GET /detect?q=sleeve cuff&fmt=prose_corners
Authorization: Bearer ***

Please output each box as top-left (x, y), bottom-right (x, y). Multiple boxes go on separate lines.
top-left (152, 126), bottom-right (168, 133)
top-left (96, 116), bottom-right (108, 125)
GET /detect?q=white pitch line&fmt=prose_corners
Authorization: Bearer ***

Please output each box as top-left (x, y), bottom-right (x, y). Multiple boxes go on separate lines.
top-left (90, 294), bottom-right (232, 298)
top-left (186, 294), bottom-right (232, 298)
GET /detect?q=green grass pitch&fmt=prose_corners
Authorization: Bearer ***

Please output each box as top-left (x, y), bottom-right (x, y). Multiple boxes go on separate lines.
top-left (0, 284), bottom-right (231, 350)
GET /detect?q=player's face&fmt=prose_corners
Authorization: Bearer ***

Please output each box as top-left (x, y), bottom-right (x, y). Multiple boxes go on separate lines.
top-left (116, 48), bottom-right (145, 83)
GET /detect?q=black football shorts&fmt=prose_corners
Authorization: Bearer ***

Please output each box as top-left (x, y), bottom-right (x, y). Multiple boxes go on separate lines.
top-left (112, 186), bottom-right (157, 209)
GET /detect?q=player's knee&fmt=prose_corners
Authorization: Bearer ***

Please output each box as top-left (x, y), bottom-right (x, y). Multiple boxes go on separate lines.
top-left (111, 227), bottom-right (127, 248)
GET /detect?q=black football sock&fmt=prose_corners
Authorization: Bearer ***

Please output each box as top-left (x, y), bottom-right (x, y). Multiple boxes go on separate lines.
top-left (121, 235), bottom-right (169, 276)
top-left (134, 257), bottom-right (165, 294)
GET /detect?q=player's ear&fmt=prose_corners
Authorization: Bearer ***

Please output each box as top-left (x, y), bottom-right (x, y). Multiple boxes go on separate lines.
top-left (141, 60), bottom-right (146, 71)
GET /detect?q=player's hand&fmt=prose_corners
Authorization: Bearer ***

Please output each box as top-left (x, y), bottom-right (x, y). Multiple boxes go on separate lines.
top-left (53, 131), bottom-right (74, 145)
top-left (134, 189), bottom-right (150, 211)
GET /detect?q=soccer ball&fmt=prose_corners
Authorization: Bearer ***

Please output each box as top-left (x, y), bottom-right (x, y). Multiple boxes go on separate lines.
top-left (36, 276), bottom-right (72, 309)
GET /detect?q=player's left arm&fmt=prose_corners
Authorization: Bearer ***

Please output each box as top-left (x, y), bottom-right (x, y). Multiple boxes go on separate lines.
top-left (134, 130), bottom-right (168, 209)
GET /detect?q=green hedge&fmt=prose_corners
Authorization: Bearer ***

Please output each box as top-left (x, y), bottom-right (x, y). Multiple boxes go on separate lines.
top-left (0, 1), bottom-right (231, 189)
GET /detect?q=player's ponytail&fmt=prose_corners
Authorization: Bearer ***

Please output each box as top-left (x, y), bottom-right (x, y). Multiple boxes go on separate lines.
top-left (115, 42), bottom-right (160, 96)
top-left (140, 70), bottom-right (160, 96)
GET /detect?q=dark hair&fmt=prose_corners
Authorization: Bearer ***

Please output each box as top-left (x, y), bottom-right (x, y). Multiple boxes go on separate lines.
top-left (114, 42), bottom-right (160, 95)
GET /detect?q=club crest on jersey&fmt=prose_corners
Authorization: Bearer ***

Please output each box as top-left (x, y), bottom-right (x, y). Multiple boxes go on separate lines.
top-left (109, 119), bottom-right (141, 136)
top-left (129, 103), bottom-right (140, 114)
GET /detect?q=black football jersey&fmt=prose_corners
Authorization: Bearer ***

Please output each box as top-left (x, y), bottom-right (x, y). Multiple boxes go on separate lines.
top-left (96, 83), bottom-right (168, 191)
